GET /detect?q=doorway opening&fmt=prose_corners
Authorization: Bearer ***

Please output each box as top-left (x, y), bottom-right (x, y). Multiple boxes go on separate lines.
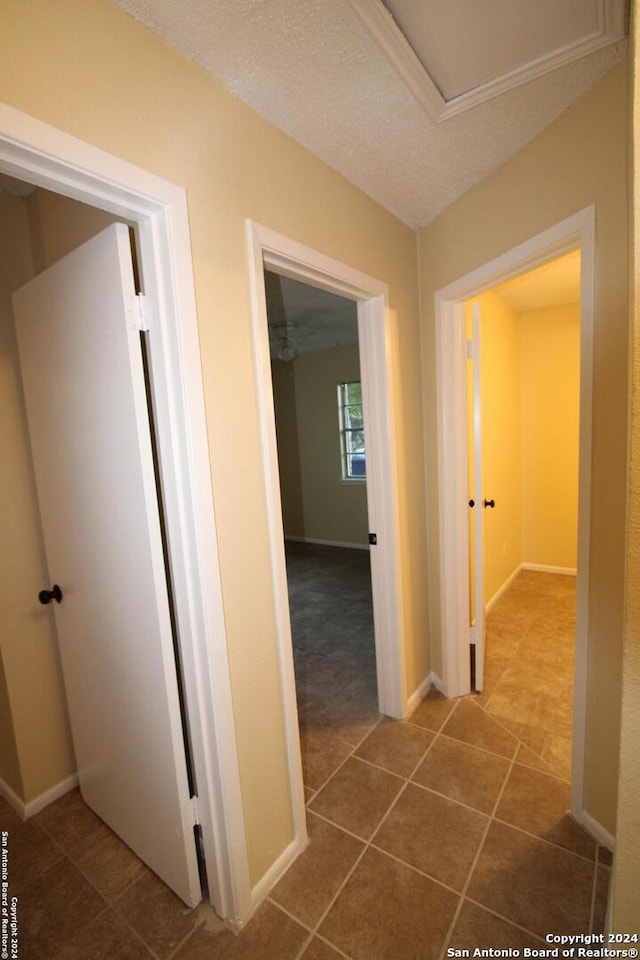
top-left (465, 248), bottom-right (581, 781)
top-left (0, 108), bottom-right (249, 924)
top-left (264, 270), bottom-right (380, 792)
top-left (434, 207), bottom-right (595, 824)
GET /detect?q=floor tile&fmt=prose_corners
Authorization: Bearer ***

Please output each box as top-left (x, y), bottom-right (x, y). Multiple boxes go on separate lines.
top-left (319, 847), bottom-right (459, 960)
top-left (412, 735), bottom-right (510, 814)
top-left (449, 899), bottom-right (544, 948)
top-left (442, 700), bottom-right (518, 759)
top-left (300, 937), bottom-right (347, 959)
top-left (486, 668), bottom-right (573, 740)
top-left (19, 857), bottom-right (107, 958)
top-left (496, 763), bottom-right (595, 859)
top-left (56, 908), bottom-right (156, 959)
top-left (113, 868), bottom-right (202, 959)
top-left (373, 783), bottom-right (488, 891)
top-left (598, 846), bottom-right (613, 867)
top-left (173, 901), bottom-right (307, 960)
top-left (35, 788), bottom-right (104, 850)
top-left (4, 815), bottom-right (64, 893)
top-left (409, 693), bottom-right (455, 732)
top-left (468, 821), bottom-right (594, 936)
top-left (0, 797), bottom-right (23, 831)
top-left (68, 819), bottom-right (147, 900)
top-left (515, 743), bottom-right (560, 777)
top-left (592, 865), bottom-right (610, 934)
top-left (355, 718), bottom-right (434, 777)
top-left (299, 727), bottom-right (354, 791)
top-left (309, 758), bottom-right (404, 840)
top-left (271, 813), bottom-right (364, 927)
top-left (541, 732), bottom-right (573, 779)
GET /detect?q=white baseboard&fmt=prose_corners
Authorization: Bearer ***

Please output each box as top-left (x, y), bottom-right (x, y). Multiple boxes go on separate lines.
top-left (285, 536), bottom-right (369, 551)
top-left (247, 831), bottom-right (309, 926)
top-left (522, 563), bottom-right (577, 576)
top-left (485, 564), bottom-right (522, 614)
top-left (0, 772), bottom-right (79, 821)
top-left (405, 672), bottom-right (436, 717)
top-left (578, 809), bottom-right (615, 852)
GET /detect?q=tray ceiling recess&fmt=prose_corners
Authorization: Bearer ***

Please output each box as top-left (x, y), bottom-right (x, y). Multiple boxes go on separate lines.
top-left (348, 0), bottom-right (627, 122)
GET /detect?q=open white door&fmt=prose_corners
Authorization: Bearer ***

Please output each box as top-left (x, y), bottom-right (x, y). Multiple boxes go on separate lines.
top-left (13, 223), bottom-right (202, 907)
top-left (468, 302), bottom-right (485, 691)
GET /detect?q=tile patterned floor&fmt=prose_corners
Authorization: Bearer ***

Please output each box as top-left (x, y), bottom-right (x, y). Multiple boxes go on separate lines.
top-left (0, 546), bottom-right (611, 958)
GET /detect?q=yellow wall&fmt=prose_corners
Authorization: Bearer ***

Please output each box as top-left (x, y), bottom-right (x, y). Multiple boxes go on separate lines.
top-left (276, 344), bottom-right (368, 546)
top-left (0, 189), bottom-right (76, 802)
top-left (468, 293), bottom-right (580, 610)
top-left (0, 0), bottom-right (427, 884)
top-left (473, 292), bottom-right (523, 605)
top-left (612, 17), bottom-right (640, 930)
top-left (420, 63), bottom-right (628, 834)
top-left (521, 304), bottom-right (580, 569)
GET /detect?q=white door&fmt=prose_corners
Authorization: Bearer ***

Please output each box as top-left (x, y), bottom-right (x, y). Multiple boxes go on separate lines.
top-left (13, 223), bottom-right (202, 907)
top-left (468, 302), bottom-right (485, 691)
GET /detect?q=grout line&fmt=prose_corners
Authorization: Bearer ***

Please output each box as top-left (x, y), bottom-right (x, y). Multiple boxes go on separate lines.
top-left (365, 841), bottom-right (464, 899)
top-left (488, 816), bottom-right (598, 865)
top-left (432, 728), bottom-right (518, 763)
top-left (463, 896), bottom-right (547, 943)
top-left (438, 743), bottom-right (519, 960)
top-left (291, 755), bottom-right (426, 960)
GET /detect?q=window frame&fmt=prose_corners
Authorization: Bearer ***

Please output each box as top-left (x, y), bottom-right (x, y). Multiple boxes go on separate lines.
top-left (337, 380), bottom-right (366, 481)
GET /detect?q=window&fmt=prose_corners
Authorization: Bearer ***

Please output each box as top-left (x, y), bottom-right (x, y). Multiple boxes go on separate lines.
top-left (338, 381), bottom-right (366, 479)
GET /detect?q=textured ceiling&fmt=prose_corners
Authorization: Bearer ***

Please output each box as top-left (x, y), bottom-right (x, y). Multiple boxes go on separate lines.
top-left (265, 270), bottom-right (357, 359)
top-left (114, 0), bottom-right (626, 228)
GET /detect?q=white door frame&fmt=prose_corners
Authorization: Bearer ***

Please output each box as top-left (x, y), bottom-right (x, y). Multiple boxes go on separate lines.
top-left (434, 207), bottom-right (595, 821)
top-left (0, 102), bottom-right (252, 925)
top-left (246, 220), bottom-right (406, 849)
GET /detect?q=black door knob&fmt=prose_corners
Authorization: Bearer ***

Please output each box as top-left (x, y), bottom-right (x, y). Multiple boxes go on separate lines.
top-left (483, 499), bottom-right (495, 509)
top-left (468, 499), bottom-right (475, 507)
top-left (38, 584), bottom-right (63, 605)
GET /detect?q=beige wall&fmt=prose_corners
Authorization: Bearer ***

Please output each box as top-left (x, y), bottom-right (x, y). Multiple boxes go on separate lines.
top-left (420, 63), bottom-right (628, 834)
top-left (26, 189), bottom-right (129, 274)
top-left (274, 344), bottom-right (368, 546)
top-left (521, 304), bottom-right (580, 569)
top-left (0, 0), bottom-right (426, 884)
top-left (612, 19), bottom-right (640, 930)
top-left (271, 360), bottom-right (304, 537)
top-left (0, 189), bottom-right (76, 802)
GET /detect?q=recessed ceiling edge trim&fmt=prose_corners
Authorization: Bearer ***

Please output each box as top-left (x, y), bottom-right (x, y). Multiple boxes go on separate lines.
top-left (347, 0), bottom-right (627, 124)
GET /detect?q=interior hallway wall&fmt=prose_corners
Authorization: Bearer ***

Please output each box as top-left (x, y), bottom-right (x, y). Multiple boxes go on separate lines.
top-left (274, 344), bottom-right (368, 547)
top-left (521, 303), bottom-right (580, 570)
top-left (0, 0), bottom-right (426, 886)
top-left (472, 291), bottom-right (523, 607)
top-left (271, 359), bottom-right (305, 539)
top-left (420, 63), bottom-right (628, 835)
top-left (0, 189), bottom-right (76, 803)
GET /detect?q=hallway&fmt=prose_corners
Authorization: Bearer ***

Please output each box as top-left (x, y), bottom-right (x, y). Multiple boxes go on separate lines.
top-left (1, 551), bottom-right (611, 958)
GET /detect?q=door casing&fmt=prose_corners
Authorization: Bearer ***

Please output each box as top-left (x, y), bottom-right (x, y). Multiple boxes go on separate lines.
top-left (0, 102), bottom-right (252, 926)
top-left (433, 206), bottom-right (595, 825)
top-left (246, 221), bottom-right (407, 903)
